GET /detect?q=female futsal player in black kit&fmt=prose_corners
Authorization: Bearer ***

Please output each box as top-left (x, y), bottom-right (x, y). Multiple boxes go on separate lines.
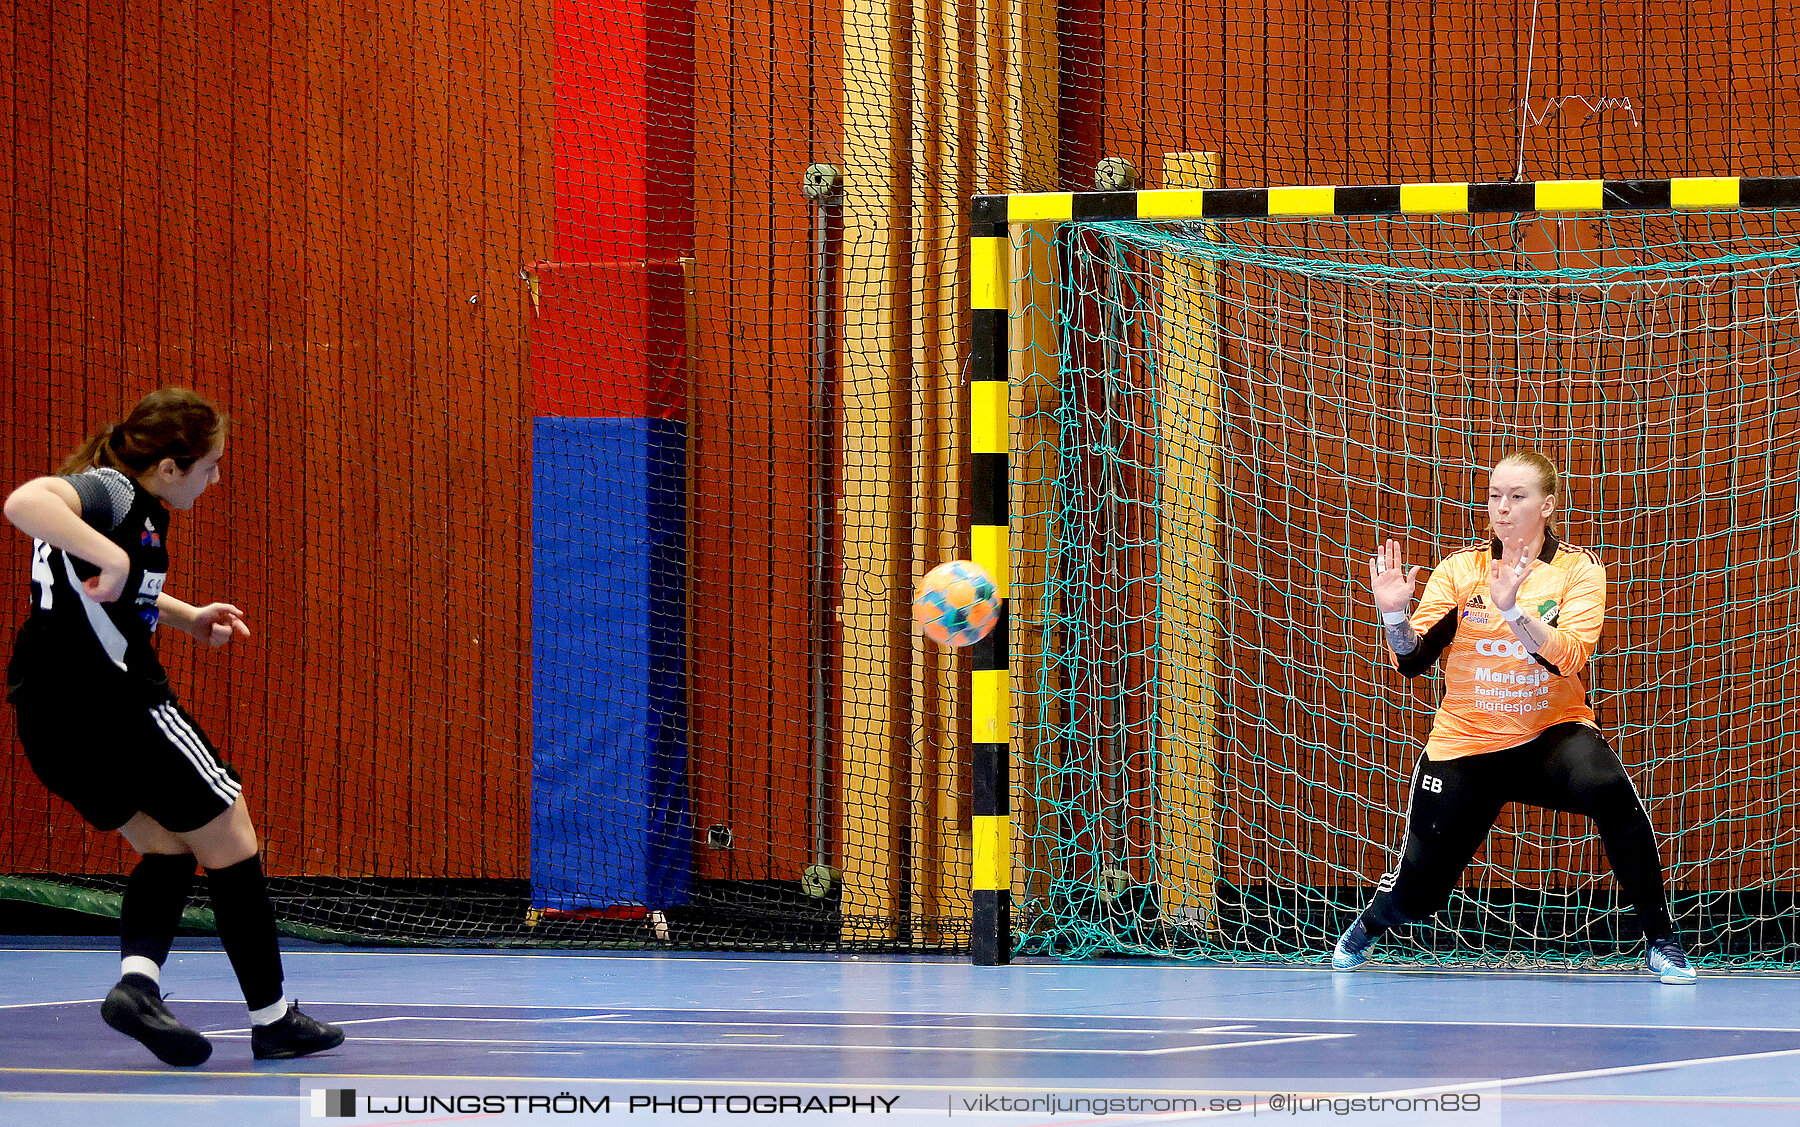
top-left (5, 388), bottom-right (346, 1063)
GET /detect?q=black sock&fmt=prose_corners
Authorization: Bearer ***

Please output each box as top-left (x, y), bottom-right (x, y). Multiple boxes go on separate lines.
top-left (1359, 899), bottom-right (1410, 938)
top-left (205, 854), bottom-right (285, 1012)
top-left (120, 853), bottom-right (198, 969)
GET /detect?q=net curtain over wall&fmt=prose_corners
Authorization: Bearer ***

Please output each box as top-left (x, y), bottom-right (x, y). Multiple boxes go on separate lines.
top-left (11, 0), bottom-right (1800, 954)
top-left (529, 0), bottom-right (694, 913)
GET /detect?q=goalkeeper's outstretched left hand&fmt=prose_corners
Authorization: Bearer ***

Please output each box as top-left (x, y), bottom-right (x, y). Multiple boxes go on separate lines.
top-left (1488, 541), bottom-right (1535, 612)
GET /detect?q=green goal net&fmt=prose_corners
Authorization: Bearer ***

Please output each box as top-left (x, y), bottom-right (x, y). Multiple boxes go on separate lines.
top-left (1007, 199), bottom-right (1800, 967)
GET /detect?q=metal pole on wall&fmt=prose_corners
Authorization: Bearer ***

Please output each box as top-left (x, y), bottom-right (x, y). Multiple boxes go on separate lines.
top-left (802, 163), bottom-right (845, 902)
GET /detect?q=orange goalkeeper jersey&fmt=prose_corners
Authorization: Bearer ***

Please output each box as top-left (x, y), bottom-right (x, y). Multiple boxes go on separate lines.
top-left (1390, 533), bottom-right (1606, 761)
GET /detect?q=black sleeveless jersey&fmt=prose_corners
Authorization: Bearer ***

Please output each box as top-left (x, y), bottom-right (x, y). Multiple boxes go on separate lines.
top-left (7, 467), bottom-right (173, 702)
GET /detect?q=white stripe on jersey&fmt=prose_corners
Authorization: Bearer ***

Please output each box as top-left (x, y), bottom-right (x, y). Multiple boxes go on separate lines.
top-left (152, 704), bottom-right (240, 806)
top-left (30, 541), bottom-right (55, 610)
top-left (61, 553), bottom-right (129, 670)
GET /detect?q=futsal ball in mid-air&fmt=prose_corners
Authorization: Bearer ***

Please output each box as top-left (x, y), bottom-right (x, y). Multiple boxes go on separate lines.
top-left (913, 560), bottom-right (1000, 647)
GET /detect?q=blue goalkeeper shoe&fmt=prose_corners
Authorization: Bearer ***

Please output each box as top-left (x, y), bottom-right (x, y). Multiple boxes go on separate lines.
top-left (1333, 919), bottom-right (1374, 971)
top-left (1648, 936), bottom-right (1697, 985)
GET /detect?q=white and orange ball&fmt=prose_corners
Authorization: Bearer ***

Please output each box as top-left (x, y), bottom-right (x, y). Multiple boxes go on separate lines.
top-left (912, 560), bottom-right (1000, 647)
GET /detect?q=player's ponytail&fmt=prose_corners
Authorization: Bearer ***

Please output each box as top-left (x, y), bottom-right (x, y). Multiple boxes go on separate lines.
top-left (57, 388), bottom-right (228, 477)
top-left (1494, 450), bottom-right (1561, 538)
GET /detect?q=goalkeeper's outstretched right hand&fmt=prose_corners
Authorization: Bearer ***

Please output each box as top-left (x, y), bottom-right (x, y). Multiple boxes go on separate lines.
top-left (1368, 538), bottom-right (1424, 616)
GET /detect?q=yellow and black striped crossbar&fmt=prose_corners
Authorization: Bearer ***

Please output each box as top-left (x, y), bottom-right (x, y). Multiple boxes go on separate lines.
top-left (972, 175), bottom-right (1800, 226)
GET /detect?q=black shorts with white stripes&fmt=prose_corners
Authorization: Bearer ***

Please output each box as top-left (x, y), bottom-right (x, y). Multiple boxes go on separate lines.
top-left (10, 685), bottom-right (242, 834)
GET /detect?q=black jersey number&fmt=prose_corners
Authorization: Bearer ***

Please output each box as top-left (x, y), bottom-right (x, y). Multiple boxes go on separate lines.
top-left (30, 540), bottom-right (54, 610)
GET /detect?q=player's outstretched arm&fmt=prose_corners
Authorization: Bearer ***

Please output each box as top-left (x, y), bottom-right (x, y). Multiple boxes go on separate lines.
top-left (1368, 538), bottom-right (1423, 655)
top-left (1492, 542), bottom-right (1604, 674)
top-left (157, 592), bottom-right (251, 649)
top-left (1490, 541), bottom-right (1548, 656)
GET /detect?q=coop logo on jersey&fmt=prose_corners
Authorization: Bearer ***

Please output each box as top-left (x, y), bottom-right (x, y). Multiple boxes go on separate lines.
top-left (141, 517), bottom-right (160, 548)
top-left (1475, 637), bottom-right (1529, 659)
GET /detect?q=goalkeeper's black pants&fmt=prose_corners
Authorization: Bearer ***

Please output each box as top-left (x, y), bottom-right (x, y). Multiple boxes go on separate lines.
top-left (1359, 721), bottom-right (1675, 943)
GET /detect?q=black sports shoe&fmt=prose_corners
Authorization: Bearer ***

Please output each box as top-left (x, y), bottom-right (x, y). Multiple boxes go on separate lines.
top-left (101, 974), bottom-right (213, 1067)
top-left (251, 1003), bottom-right (345, 1060)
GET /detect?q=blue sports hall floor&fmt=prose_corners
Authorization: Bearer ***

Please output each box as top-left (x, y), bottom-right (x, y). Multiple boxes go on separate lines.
top-left (2, 939), bottom-right (1798, 1125)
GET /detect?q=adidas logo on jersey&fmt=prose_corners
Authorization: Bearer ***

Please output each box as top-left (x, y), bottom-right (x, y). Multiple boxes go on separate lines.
top-left (1462, 594), bottom-right (1489, 623)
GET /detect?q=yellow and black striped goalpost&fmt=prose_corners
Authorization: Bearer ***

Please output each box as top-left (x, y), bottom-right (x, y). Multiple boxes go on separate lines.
top-left (962, 173), bottom-right (1800, 966)
top-left (968, 193), bottom-right (1012, 967)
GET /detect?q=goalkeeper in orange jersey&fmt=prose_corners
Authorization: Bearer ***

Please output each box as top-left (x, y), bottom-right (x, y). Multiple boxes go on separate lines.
top-left (1334, 451), bottom-right (1694, 984)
